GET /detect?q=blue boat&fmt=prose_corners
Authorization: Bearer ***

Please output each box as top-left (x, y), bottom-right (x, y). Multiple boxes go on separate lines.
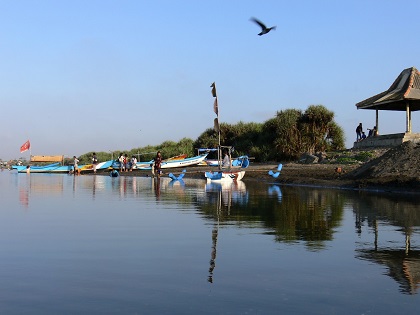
top-left (13, 160), bottom-right (114, 174)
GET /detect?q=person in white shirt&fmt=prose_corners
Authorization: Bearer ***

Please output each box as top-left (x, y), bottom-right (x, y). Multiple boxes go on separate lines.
top-left (130, 156), bottom-right (137, 171)
top-left (222, 151), bottom-right (230, 168)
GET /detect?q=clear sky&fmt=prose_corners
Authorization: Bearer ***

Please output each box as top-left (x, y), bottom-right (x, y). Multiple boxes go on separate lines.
top-left (1, 0), bottom-right (420, 160)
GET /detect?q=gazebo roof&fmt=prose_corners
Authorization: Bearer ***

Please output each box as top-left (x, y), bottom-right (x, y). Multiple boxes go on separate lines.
top-left (356, 67), bottom-right (420, 111)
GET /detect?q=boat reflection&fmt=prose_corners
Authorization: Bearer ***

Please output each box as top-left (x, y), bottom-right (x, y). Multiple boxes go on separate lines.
top-left (15, 173), bottom-right (66, 208)
top-left (268, 185), bottom-right (282, 202)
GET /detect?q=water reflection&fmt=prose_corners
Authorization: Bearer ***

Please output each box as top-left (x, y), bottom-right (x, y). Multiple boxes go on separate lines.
top-left (204, 181), bottom-right (246, 283)
top-left (7, 173), bottom-right (420, 297)
top-left (14, 173), bottom-right (66, 208)
top-left (268, 185), bottom-right (282, 202)
top-left (353, 193), bottom-right (420, 294)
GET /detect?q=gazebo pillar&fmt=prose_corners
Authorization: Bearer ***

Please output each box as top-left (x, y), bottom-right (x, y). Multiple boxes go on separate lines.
top-left (375, 109), bottom-right (379, 133)
top-left (406, 102), bottom-right (412, 133)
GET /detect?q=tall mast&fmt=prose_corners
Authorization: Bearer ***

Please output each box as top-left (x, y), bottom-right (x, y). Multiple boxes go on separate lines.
top-left (211, 82), bottom-right (221, 168)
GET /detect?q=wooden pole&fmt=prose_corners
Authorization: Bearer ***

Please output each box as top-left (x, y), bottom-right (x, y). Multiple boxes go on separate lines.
top-left (406, 101), bottom-right (411, 133)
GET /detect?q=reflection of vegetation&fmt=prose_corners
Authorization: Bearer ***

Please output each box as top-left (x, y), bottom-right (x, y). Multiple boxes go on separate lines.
top-left (196, 185), bottom-right (346, 250)
top-left (265, 187), bottom-right (345, 250)
top-left (353, 193), bottom-right (420, 234)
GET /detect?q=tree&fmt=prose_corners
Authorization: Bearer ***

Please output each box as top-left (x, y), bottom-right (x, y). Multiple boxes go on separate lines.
top-left (261, 105), bottom-right (345, 160)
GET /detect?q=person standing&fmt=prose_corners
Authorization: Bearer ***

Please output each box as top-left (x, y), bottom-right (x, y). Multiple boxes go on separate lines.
top-left (118, 153), bottom-right (125, 173)
top-left (356, 123), bottom-right (363, 141)
top-left (92, 152), bottom-right (98, 174)
top-left (73, 156), bottom-right (79, 175)
top-left (154, 151), bottom-right (162, 177)
top-left (124, 154), bottom-right (129, 172)
top-left (130, 155), bottom-right (137, 171)
top-left (222, 151), bottom-right (231, 168)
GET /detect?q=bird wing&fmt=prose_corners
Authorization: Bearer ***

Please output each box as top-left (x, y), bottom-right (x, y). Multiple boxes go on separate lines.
top-left (250, 17), bottom-right (267, 30)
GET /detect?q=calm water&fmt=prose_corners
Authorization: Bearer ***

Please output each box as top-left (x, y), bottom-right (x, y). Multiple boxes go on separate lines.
top-left (0, 170), bottom-right (419, 314)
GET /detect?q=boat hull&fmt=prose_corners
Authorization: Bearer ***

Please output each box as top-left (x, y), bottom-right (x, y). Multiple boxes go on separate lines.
top-left (206, 155), bottom-right (250, 168)
top-left (205, 170), bottom-right (245, 182)
top-left (78, 160), bottom-right (114, 173)
top-left (16, 164), bottom-right (72, 173)
top-left (15, 160), bottom-right (113, 173)
top-left (113, 154), bottom-right (208, 170)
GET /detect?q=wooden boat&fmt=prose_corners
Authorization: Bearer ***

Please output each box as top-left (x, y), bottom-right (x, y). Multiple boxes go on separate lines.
top-left (14, 160), bottom-right (113, 174)
top-left (112, 153), bottom-right (209, 170)
top-left (166, 154), bottom-right (187, 161)
top-left (205, 169), bottom-right (246, 182)
top-left (204, 82), bottom-right (246, 182)
top-left (205, 155), bottom-right (250, 168)
top-left (12, 162), bottom-right (60, 172)
top-left (137, 153), bottom-right (208, 170)
top-left (77, 160), bottom-right (114, 173)
top-left (15, 164), bottom-right (72, 173)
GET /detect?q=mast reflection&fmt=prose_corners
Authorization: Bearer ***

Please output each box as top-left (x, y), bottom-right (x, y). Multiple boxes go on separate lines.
top-left (206, 181), bottom-right (247, 283)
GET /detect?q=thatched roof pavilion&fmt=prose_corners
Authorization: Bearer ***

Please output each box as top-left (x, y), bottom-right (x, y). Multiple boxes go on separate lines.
top-left (354, 67), bottom-right (420, 148)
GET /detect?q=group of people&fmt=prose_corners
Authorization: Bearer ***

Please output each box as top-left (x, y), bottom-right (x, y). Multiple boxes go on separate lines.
top-left (72, 152), bottom-right (98, 175)
top-left (72, 151), bottom-right (164, 176)
top-left (118, 151), bottom-right (162, 176)
top-left (117, 153), bottom-right (138, 172)
top-left (356, 123), bottom-right (378, 142)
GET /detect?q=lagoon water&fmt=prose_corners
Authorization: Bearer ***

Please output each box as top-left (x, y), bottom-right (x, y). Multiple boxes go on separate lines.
top-left (0, 170), bottom-right (419, 314)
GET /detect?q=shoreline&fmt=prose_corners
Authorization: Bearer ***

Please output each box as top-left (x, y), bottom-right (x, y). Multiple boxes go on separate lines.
top-left (94, 162), bottom-right (420, 195)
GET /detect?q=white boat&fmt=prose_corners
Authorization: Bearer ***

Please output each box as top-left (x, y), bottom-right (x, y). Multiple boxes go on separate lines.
top-left (205, 169), bottom-right (246, 182)
top-left (204, 82), bottom-right (246, 182)
top-left (113, 153), bottom-right (209, 170)
top-left (147, 153), bottom-right (209, 170)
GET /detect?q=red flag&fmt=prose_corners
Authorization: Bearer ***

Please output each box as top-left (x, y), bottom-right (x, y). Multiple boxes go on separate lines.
top-left (20, 140), bottom-right (30, 153)
top-left (213, 98), bottom-right (218, 116)
top-left (210, 82), bottom-right (217, 97)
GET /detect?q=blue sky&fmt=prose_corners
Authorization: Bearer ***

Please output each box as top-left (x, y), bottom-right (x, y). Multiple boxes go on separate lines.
top-left (1, 0), bottom-right (420, 160)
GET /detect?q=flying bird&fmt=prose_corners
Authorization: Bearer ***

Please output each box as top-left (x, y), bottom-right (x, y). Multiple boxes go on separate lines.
top-left (250, 17), bottom-right (276, 36)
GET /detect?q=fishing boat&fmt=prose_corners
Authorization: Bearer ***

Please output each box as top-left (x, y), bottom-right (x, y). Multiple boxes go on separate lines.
top-left (204, 82), bottom-right (247, 182)
top-left (15, 163), bottom-right (72, 173)
top-left (204, 169), bottom-right (246, 181)
top-left (198, 149), bottom-right (250, 168)
top-left (112, 153), bottom-right (209, 170)
top-left (77, 160), bottom-right (114, 173)
top-left (14, 160), bottom-right (114, 174)
top-left (204, 146), bottom-right (246, 182)
top-left (137, 153), bottom-right (209, 170)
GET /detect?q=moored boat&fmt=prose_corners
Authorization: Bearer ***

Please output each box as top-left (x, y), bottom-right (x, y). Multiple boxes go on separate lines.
top-left (204, 82), bottom-right (246, 182)
top-left (112, 153), bottom-right (208, 170)
top-left (77, 160), bottom-right (114, 173)
top-left (14, 163), bottom-right (72, 173)
top-left (14, 160), bottom-right (114, 174)
top-left (205, 155), bottom-right (250, 168)
top-left (205, 170), bottom-right (246, 182)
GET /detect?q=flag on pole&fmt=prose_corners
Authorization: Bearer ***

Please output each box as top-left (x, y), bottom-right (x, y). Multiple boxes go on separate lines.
top-left (214, 118), bottom-right (220, 133)
top-left (210, 82), bottom-right (217, 97)
top-left (213, 98), bottom-right (218, 116)
top-left (20, 140), bottom-right (30, 153)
